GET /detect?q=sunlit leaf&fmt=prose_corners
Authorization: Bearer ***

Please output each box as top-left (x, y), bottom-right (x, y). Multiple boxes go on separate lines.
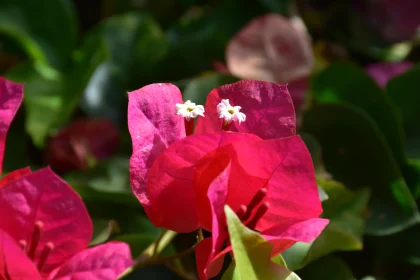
top-left (225, 206), bottom-right (301, 280)
top-left (89, 219), bottom-right (120, 246)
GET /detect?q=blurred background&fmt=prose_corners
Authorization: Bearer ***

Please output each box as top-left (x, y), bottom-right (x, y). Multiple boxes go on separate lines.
top-left (1, 0), bottom-right (420, 279)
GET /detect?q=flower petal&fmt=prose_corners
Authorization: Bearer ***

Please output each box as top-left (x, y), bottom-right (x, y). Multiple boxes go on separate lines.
top-left (0, 167), bottom-right (31, 188)
top-left (226, 14), bottom-right (313, 83)
top-left (0, 167), bottom-right (93, 273)
top-left (255, 136), bottom-right (324, 231)
top-left (365, 62), bottom-right (413, 88)
top-left (195, 80), bottom-right (296, 139)
top-left (262, 217), bottom-right (329, 256)
top-left (0, 78), bottom-right (23, 176)
top-left (0, 229), bottom-right (42, 280)
top-left (48, 241), bottom-right (133, 280)
top-left (146, 132), bottom-right (260, 232)
top-left (196, 161), bottom-right (236, 280)
top-left (194, 136), bottom-right (323, 232)
top-left (196, 238), bottom-right (226, 280)
top-left (128, 83), bottom-right (185, 211)
top-left (194, 144), bottom-right (265, 231)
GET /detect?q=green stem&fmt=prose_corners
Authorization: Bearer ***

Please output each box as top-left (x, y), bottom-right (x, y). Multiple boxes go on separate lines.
top-left (117, 244), bottom-right (196, 279)
top-left (135, 245), bottom-right (196, 269)
top-left (197, 228), bottom-right (204, 242)
top-left (141, 230), bottom-right (177, 260)
top-left (117, 230), bottom-right (178, 279)
top-left (152, 229), bottom-right (168, 257)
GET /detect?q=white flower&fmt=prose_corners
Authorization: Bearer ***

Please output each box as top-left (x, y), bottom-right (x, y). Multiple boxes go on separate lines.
top-left (217, 99), bottom-right (246, 124)
top-left (176, 100), bottom-right (205, 121)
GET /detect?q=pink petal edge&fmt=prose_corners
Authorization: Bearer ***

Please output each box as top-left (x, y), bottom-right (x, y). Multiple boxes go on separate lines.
top-left (262, 217), bottom-right (329, 256)
top-left (48, 241), bottom-right (133, 280)
top-left (365, 62), bottom-right (414, 88)
top-left (128, 83), bottom-right (185, 211)
top-left (195, 80), bottom-right (296, 140)
top-left (0, 77), bottom-right (23, 176)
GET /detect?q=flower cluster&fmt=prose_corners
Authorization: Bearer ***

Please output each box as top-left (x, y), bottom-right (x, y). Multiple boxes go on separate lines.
top-left (0, 77), bottom-right (133, 279)
top-left (128, 80), bottom-right (328, 279)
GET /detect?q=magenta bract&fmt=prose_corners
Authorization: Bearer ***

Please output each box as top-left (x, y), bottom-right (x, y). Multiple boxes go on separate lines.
top-left (0, 77), bottom-right (133, 279)
top-left (128, 80), bottom-right (296, 230)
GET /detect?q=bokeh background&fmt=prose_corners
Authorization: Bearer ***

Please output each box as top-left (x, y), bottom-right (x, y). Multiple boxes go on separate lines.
top-left (1, 0), bottom-right (420, 279)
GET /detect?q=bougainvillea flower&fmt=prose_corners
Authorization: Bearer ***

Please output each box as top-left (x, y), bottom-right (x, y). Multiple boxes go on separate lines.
top-left (365, 62), bottom-right (413, 88)
top-left (0, 77), bottom-right (133, 279)
top-left (146, 132), bottom-right (328, 279)
top-left (225, 14), bottom-right (313, 110)
top-left (45, 118), bottom-right (120, 173)
top-left (128, 80), bottom-right (296, 232)
top-left (191, 136), bottom-right (329, 279)
top-left (0, 168), bottom-right (133, 279)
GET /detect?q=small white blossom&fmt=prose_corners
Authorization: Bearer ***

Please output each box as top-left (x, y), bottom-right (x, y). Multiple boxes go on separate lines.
top-left (217, 99), bottom-right (246, 124)
top-left (176, 100), bottom-right (205, 121)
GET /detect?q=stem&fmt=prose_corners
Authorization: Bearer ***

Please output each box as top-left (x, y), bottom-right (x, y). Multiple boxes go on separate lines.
top-left (117, 230), bottom-right (179, 279)
top-left (221, 120), bottom-right (232, 131)
top-left (136, 245), bottom-right (196, 269)
top-left (152, 229), bottom-right (167, 257)
top-left (117, 245), bottom-right (196, 279)
top-left (141, 230), bottom-right (177, 261)
top-left (197, 228), bottom-right (203, 242)
top-left (184, 119), bottom-right (195, 136)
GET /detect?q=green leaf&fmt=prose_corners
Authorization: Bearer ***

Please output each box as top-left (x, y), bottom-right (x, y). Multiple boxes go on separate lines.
top-left (161, 0), bottom-right (264, 80)
top-left (282, 179), bottom-right (370, 270)
top-left (89, 219), bottom-right (120, 246)
top-left (272, 254), bottom-right (289, 268)
top-left (67, 156), bottom-right (130, 193)
top-left (311, 62), bottom-right (420, 197)
top-left (312, 62), bottom-right (406, 168)
top-left (5, 35), bottom-right (106, 147)
top-left (0, 0), bottom-right (77, 71)
top-left (66, 156), bottom-right (139, 206)
top-left (302, 103), bottom-right (420, 235)
top-left (221, 262), bottom-right (240, 280)
top-left (365, 221), bottom-right (420, 266)
top-left (81, 12), bottom-right (168, 124)
top-left (300, 132), bottom-right (331, 179)
top-left (83, 199), bottom-right (158, 236)
top-left (386, 64), bottom-right (420, 196)
top-left (225, 205), bottom-right (301, 280)
top-left (296, 256), bottom-right (355, 280)
top-left (258, 0), bottom-right (291, 15)
top-left (410, 270), bottom-right (420, 280)
top-left (2, 108), bottom-right (31, 172)
top-left (114, 234), bottom-right (155, 258)
top-left (387, 64), bottom-right (420, 130)
top-left (180, 72), bottom-right (239, 105)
